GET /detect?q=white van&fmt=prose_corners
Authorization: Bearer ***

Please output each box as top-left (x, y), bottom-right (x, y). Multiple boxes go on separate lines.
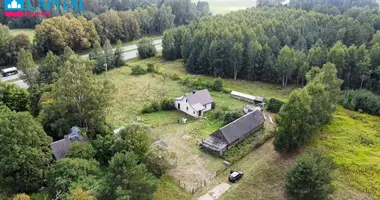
top-left (1, 67), bottom-right (18, 77)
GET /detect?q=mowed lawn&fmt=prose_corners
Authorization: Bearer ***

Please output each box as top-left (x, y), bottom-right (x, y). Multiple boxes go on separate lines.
top-left (9, 28), bottom-right (35, 40)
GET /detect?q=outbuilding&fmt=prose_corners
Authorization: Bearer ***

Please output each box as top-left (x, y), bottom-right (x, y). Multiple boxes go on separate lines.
top-left (201, 109), bottom-right (264, 155)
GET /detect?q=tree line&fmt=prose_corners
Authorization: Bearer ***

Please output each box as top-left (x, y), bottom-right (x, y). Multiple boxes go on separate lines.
top-left (0, 0), bottom-right (210, 30)
top-left (162, 7), bottom-right (380, 94)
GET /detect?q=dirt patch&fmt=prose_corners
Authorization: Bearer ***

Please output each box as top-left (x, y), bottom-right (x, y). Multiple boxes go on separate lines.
top-left (198, 183), bottom-right (231, 200)
top-left (153, 122), bottom-right (224, 192)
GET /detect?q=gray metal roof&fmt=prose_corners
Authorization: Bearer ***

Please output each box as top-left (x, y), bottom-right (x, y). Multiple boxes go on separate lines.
top-left (192, 103), bottom-right (205, 111)
top-left (49, 126), bottom-right (88, 160)
top-left (218, 109), bottom-right (264, 144)
top-left (50, 138), bottom-right (70, 160)
top-left (185, 89), bottom-right (214, 106)
top-left (201, 136), bottom-right (228, 152)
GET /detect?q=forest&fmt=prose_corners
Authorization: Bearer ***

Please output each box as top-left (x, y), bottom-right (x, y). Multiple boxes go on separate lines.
top-left (162, 6), bottom-right (380, 94)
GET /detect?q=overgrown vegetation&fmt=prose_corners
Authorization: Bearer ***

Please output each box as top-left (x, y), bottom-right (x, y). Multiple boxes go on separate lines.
top-left (266, 98), bottom-right (285, 113)
top-left (142, 98), bottom-right (176, 113)
top-left (341, 89), bottom-right (380, 116)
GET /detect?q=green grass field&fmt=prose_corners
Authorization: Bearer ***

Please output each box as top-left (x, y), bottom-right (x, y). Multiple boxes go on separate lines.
top-left (102, 56), bottom-right (380, 200)
top-left (9, 28), bottom-right (35, 41)
top-left (194, 0), bottom-right (255, 14)
top-left (310, 107), bottom-right (380, 199)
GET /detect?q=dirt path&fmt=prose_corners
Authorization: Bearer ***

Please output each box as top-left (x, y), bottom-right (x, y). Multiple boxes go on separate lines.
top-left (198, 183), bottom-right (231, 200)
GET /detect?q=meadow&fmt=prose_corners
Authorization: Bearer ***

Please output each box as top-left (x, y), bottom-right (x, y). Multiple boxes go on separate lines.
top-left (103, 56), bottom-right (380, 200)
top-left (9, 28), bottom-right (35, 40)
top-left (101, 56), bottom-right (294, 199)
top-left (194, 0), bottom-right (255, 14)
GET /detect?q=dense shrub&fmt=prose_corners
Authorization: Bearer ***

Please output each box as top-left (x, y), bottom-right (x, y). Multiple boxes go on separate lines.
top-left (161, 98), bottom-right (176, 110)
top-left (66, 142), bottom-right (96, 160)
top-left (147, 63), bottom-right (156, 73)
top-left (266, 98), bottom-right (285, 113)
top-left (142, 99), bottom-right (175, 113)
top-left (212, 78), bottom-right (224, 91)
top-left (179, 76), bottom-right (224, 92)
top-left (142, 101), bottom-right (161, 113)
top-left (137, 37), bottom-right (157, 59)
top-left (169, 73), bottom-right (181, 80)
top-left (131, 65), bottom-right (147, 75)
top-left (209, 107), bottom-right (243, 125)
top-left (223, 110), bottom-right (244, 125)
top-left (285, 153), bottom-right (334, 200)
top-left (341, 89), bottom-right (380, 116)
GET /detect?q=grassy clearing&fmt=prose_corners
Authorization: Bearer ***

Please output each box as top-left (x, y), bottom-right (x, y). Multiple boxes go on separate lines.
top-left (310, 106), bottom-right (380, 199)
top-left (102, 56), bottom-right (294, 196)
top-left (9, 28), bottom-right (35, 40)
top-left (194, 0), bottom-right (255, 14)
top-left (154, 175), bottom-right (193, 200)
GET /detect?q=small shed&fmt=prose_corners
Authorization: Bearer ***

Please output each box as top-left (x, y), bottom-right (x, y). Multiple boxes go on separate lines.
top-left (231, 91), bottom-right (264, 105)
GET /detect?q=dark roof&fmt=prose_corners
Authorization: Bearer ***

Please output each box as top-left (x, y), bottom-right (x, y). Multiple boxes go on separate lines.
top-left (50, 138), bottom-right (70, 160)
top-left (218, 109), bottom-right (264, 144)
top-left (201, 136), bottom-right (228, 152)
top-left (185, 89), bottom-right (214, 105)
top-left (49, 126), bottom-right (88, 160)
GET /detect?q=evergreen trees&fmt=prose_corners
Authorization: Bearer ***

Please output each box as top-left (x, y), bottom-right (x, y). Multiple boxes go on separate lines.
top-left (285, 153), bottom-right (334, 200)
top-left (161, 7), bottom-right (380, 93)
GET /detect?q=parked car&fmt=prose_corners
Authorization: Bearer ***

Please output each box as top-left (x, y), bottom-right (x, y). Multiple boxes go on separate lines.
top-left (229, 171), bottom-right (243, 182)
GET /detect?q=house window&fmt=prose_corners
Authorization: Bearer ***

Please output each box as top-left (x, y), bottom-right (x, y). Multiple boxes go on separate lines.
top-left (186, 99), bottom-right (188, 103)
top-left (193, 111), bottom-right (195, 114)
top-left (186, 107), bottom-right (188, 110)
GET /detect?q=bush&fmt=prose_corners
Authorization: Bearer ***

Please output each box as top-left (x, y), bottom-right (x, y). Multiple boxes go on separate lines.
top-left (341, 89), bottom-right (380, 116)
top-left (212, 77), bottom-right (224, 91)
top-left (285, 153), bottom-right (334, 200)
top-left (142, 101), bottom-right (161, 113)
top-left (169, 73), bottom-right (180, 80)
top-left (266, 98), bottom-right (285, 113)
top-left (161, 98), bottom-right (175, 110)
top-left (137, 37), bottom-right (157, 59)
top-left (145, 146), bottom-right (177, 177)
top-left (66, 142), bottom-right (96, 160)
top-left (223, 110), bottom-right (244, 125)
top-left (147, 63), bottom-right (156, 73)
top-left (13, 194), bottom-right (30, 200)
top-left (131, 65), bottom-right (147, 75)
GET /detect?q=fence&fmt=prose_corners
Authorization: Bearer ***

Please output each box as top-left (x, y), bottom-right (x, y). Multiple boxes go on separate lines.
top-left (172, 164), bottom-right (229, 194)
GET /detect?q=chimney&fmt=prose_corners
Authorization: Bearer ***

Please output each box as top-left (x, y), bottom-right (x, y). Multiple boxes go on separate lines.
top-left (192, 90), bottom-right (196, 94)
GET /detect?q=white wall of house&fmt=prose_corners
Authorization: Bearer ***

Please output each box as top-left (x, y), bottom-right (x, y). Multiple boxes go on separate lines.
top-left (204, 103), bottom-right (212, 112)
top-left (174, 97), bottom-right (200, 118)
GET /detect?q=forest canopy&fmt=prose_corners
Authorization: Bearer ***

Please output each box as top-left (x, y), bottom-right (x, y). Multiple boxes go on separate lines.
top-left (162, 6), bottom-right (380, 93)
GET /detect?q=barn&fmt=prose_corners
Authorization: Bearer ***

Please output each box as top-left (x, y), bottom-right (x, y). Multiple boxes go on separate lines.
top-left (200, 109), bottom-right (265, 155)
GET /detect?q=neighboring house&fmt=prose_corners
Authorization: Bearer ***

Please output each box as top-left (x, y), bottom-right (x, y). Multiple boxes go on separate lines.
top-left (200, 109), bottom-right (265, 155)
top-left (50, 126), bottom-right (88, 160)
top-left (174, 89), bottom-right (214, 118)
top-left (231, 91), bottom-right (265, 105)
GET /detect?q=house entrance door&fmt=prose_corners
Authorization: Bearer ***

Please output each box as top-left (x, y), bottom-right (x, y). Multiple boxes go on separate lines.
top-left (198, 110), bottom-right (202, 117)
top-left (178, 103), bottom-right (180, 109)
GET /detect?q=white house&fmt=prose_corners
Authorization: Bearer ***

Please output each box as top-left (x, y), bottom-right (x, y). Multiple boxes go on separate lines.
top-left (174, 89), bottom-right (214, 118)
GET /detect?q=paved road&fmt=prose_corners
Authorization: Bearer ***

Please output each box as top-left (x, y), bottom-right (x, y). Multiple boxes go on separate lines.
top-left (1, 39), bottom-right (163, 88)
top-left (81, 39), bottom-right (162, 60)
